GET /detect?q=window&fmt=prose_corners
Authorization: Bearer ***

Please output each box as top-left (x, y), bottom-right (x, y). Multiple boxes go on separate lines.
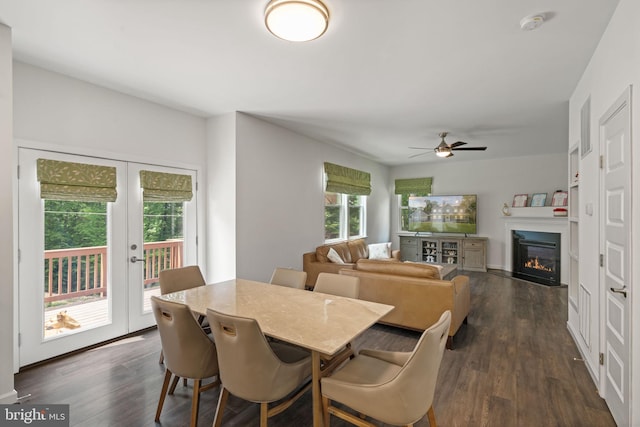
top-left (399, 191), bottom-right (430, 232)
top-left (324, 192), bottom-right (366, 241)
top-left (395, 177), bottom-right (433, 232)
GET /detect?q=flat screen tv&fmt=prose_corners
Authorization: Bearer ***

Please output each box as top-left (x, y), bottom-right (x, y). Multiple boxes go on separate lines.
top-left (407, 194), bottom-right (477, 234)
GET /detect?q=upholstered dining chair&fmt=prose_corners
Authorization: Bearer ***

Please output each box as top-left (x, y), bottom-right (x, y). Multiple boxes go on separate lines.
top-left (158, 265), bottom-right (208, 366)
top-left (150, 296), bottom-right (220, 427)
top-left (321, 310), bottom-right (452, 427)
top-left (313, 273), bottom-right (360, 373)
top-left (269, 267), bottom-right (307, 290)
top-left (206, 308), bottom-right (312, 427)
top-left (313, 272), bottom-right (360, 298)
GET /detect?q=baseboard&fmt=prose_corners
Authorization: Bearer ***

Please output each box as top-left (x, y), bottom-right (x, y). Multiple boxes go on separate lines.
top-left (0, 389), bottom-right (17, 404)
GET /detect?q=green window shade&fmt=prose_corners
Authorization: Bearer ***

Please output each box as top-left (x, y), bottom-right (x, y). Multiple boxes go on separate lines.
top-left (394, 177), bottom-right (433, 195)
top-left (140, 170), bottom-right (193, 202)
top-left (324, 162), bottom-right (371, 196)
top-left (37, 158), bottom-right (117, 202)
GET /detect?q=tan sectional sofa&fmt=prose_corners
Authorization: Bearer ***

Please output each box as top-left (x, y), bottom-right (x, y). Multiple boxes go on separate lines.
top-left (339, 259), bottom-right (470, 348)
top-left (302, 238), bottom-right (400, 287)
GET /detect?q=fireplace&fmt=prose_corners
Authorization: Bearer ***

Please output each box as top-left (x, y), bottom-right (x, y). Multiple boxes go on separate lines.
top-left (511, 230), bottom-right (561, 286)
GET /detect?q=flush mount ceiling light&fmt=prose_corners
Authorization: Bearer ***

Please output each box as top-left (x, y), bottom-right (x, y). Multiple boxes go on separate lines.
top-left (265, 0), bottom-right (329, 42)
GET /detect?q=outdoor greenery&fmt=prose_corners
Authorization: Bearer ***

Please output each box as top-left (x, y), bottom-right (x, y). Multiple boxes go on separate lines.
top-left (324, 193), bottom-right (363, 240)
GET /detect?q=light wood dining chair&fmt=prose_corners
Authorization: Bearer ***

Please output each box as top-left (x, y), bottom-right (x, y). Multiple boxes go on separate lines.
top-left (313, 272), bottom-right (360, 298)
top-left (321, 310), bottom-right (451, 427)
top-left (269, 267), bottom-right (307, 290)
top-left (206, 308), bottom-right (312, 427)
top-left (151, 296), bottom-right (220, 427)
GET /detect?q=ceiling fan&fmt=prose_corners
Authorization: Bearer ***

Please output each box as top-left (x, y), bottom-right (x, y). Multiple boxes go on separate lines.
top-left (409, 132), bottom-right (488, 159)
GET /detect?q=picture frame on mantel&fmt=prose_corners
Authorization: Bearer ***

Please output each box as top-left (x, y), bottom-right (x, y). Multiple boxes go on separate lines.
top-left (530, 193), bottom-right (547, 207)
top-left (512, 194), bottom-right (528, 208)
top-left (551, 191), bottom-right (568, 207)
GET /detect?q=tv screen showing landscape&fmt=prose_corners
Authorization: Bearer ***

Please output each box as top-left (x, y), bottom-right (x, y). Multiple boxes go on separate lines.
top-left (407, 194), bottom-right (477, 234)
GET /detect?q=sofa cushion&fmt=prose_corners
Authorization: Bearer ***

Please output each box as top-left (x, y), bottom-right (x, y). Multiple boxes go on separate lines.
top-left (347, 239), bottom-right (368, 262)
top-left (356, 259), bottom-right (441, 279)
top-left (317, 242), bottom-right (352, 263)
top-left (368, 242), bottom-right (391, 259)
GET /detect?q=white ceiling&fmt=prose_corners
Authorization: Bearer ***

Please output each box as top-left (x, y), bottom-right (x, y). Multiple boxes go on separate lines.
top-left (0, 0), bottom-right (619, 165)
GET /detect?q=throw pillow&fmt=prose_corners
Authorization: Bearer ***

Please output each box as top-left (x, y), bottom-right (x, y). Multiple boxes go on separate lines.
top-left (327, 247), bottom-right (345, 264)
top-left (368, 242), bottom-right (391, 259)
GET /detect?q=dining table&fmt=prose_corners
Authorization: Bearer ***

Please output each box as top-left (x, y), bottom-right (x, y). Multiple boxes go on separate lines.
top-left (158, 278), bottom-right (394, 427)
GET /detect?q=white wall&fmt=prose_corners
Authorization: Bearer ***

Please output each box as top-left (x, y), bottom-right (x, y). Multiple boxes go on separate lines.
top-left (0, 24), bottom-right (17, 404)
top-left (390, 153), bottom-right (568, 270)
top-left (205, 113), bottom-right (237, 283)
top-left (234, 113), bottom-right (391, 283)
top-left (568, 0), bottom-right (639, 423)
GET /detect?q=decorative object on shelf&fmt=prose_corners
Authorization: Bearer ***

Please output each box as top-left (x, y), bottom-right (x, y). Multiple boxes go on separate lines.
top-left (512, 194), bottom-right (528, 208)
top-left (553, 207), bottom-right (568, 217)
top-left (530, 193), bottom-right (547, 207)
top-left (501, 203), bottom-right (511, 216)
top-left (551, 191), bottom-right (568, 207)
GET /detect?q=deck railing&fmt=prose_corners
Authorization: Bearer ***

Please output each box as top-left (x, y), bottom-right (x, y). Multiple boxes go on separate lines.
top-left (44, 240), bottom-right (184, 303)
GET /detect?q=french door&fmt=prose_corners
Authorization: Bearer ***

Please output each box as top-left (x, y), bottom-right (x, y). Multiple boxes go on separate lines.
top-left (18, 148), bottom-right (198, 366)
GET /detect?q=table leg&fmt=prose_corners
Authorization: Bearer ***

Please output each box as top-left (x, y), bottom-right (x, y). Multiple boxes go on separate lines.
top-left (312, 351), bottom-right (323, 427)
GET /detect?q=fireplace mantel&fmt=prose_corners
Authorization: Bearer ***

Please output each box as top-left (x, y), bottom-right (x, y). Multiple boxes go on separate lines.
top-left (502, 214), bottom-right (569, 285)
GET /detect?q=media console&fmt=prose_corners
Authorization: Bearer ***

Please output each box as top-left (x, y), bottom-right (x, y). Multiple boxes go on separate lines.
top-left (399, 235), bottom-right (488, 272)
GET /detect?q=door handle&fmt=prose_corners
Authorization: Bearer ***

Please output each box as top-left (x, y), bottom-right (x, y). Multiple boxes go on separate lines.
top-left (130, 256), bottom-right (146, 264)
top-left (610, 286), bottom-right (627, 298)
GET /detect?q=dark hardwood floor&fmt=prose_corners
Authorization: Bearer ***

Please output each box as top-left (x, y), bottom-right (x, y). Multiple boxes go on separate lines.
top-left (14, 271), bottom-right (616, 426)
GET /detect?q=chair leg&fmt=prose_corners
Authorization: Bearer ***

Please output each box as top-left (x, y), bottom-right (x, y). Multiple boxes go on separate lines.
top-left (446, 335), bottom-right (453, 350)
top-left (260, 402), bottom-right (268, 427)
top-left (427, 405), bottom-right (437, 427)
top-left (212, 387), bottom-right (229, 427)
top-left (190, 379), bottom-right (201, 427)
top-left (155, 369), bottom-right (172, 422)
top-left (321, 396), bottom-right (330, 427)
top-left (169, 374), bottom-right (180, 395)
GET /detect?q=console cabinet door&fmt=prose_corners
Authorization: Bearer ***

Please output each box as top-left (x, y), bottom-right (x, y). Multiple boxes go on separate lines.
top-left (462, 239), bottom-right (487, 271)
top-left (399, 236), bottom-right (419, 261)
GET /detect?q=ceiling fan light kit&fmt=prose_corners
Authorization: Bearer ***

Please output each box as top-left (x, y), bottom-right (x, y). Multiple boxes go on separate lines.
top-left (265, 0), bottom-right (329, 42)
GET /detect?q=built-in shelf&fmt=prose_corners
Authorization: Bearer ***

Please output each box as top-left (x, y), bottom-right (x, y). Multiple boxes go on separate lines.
top-left (568, 142), bottom-right (579, 304)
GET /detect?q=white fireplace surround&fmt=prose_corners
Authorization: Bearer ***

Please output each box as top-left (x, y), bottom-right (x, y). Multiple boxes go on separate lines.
top-left (502, 209), bottom-right (569, 285)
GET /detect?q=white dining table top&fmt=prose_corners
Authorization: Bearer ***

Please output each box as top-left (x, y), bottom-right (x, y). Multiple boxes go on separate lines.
top-left (158, 278), bottom-right (394, 356)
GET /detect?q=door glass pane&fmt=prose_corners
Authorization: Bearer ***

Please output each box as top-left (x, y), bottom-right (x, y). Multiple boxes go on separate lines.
top-left (43, 200), bottom-right (110, 339)
top-left (141, 201), bottom-right (185, 312)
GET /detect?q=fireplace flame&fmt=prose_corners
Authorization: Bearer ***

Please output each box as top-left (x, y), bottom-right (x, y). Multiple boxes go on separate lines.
top-left (524, 257), bottom-right (553, 272)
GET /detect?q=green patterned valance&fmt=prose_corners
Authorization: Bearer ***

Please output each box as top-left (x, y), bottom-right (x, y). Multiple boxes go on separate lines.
top-left (394, 177), bottom-right (433, 195)
top-left (140, 170), bottom-right (193, 202)
top-left (37, 158), bottom-right (117, 202)
top-left (324, 162), bottom-right (371, 196)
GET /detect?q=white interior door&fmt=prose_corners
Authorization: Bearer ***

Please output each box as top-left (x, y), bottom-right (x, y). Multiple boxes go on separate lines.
top-left (599, 87), bottom-right (631, 426)
top-left (18, 149), bottom-right (198, 366)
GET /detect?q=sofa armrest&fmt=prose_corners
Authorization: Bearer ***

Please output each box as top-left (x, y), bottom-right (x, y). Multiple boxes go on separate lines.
top-left (391, 249), bottom-right (401, 260)
top-left (451, 275), bottom-right (471, 334)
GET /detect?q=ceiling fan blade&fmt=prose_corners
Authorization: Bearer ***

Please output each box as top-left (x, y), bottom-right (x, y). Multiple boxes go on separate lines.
top-left (408, 151), bottom-right (431, 158)
top-left (451, 146), bottom-right (487, 151)
top-left (449, 141), bottom-right (467, 148)
top-left (408, 146), bottom-right (430, 150)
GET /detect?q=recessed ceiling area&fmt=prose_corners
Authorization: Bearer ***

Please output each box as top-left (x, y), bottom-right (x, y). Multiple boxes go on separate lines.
top-left (0, 0), bottom-right (620, 165)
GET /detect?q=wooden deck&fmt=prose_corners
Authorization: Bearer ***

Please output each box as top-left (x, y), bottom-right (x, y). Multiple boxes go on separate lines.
top-left (43, 287), bottom-right (160, 339)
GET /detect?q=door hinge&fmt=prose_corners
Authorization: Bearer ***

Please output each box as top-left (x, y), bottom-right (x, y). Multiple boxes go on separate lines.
top-left (600, 155), bottom-right (604, 169)
top-left (599, 254), bottom-right (604, 267)
top-left (599, 352), bottom-right (604, 365)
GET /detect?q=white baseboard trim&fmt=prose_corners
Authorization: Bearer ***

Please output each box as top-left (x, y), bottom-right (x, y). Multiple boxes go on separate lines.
top-left (0, 389), bottom-right (18, 404)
